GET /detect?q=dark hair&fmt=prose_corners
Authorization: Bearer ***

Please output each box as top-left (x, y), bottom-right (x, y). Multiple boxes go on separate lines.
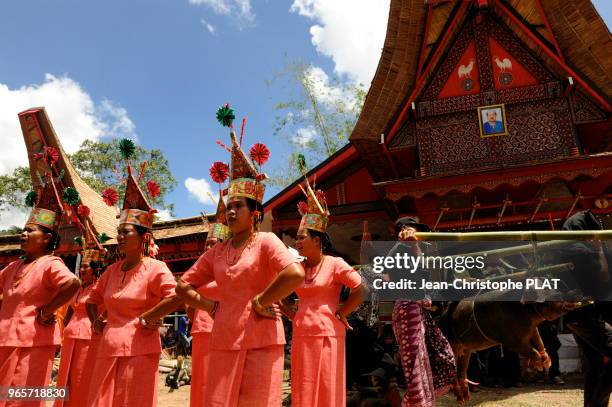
top-left (245, 198), bottom-right (264, 223)
top-left (133, 224), bottom-right (150, 236)
top-left (38, 225), bottom-right (60, 252)
top-left (306, 229), bottom-right (333, 252)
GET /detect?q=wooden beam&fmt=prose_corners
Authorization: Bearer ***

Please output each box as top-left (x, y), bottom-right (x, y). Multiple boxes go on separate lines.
top-left (385, 1), bottom-right (471, 147)
top-left (534, 0), bottom-right (565, 62)
top-left (417, 3), bottom-right (434, 79)
top-left (496, 0), bottom-right (611, 112)
top-left (497, 194), bottom-right (512, 225)
top-left (468, 198), bottom-right (480, 228)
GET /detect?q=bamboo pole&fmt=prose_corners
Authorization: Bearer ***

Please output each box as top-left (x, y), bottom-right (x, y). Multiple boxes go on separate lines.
top-left (483, 263), bottom-right (574, 282)
top-left (415, 230), bottom-right (612, 241)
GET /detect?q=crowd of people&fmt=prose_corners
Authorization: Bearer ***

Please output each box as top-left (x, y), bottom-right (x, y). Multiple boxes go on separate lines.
top-left (0, 105), bottom-right (610, 407)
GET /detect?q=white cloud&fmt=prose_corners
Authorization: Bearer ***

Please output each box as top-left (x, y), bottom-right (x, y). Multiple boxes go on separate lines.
top-left (200, 18), bottom-right (217, 34)
top-left (97, 99), bottom-right (136, 140)
top-left (0, 206), bottom-right (28, 230)
top-left (291, 0), bottom-right (390, 84)
top-left (304, 65), bottom-right (360, 109)
top-left (0, 73), bottom-right (136, 176)
top-left (189, 0), bottom-right (254, 25)
top-left (155, 208), bottom-right (175, 221)
top-left (294, 126), bottom-right (317, 147)
top-left (184, 177), bottom-right (217, 205)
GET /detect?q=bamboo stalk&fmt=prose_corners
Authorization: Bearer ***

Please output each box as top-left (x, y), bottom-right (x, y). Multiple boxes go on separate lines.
top-left (483, 263), bottom-right (574, 282)
top-left (448, 239), bottom-right (569, 260)
top-left (416, 230), bottom-right (612, 241)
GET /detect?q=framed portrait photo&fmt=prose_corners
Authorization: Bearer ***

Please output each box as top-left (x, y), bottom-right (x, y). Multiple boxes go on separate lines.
top-left (477, 104), bottom-right (508, 137)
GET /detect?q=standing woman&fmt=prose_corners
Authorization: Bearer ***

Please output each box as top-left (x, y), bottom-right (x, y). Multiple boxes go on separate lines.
top-left (288, 181), bottom-right (368, 407)
top-left (391, 217), bottom-right (456, 407)
top-left (85, 140), bottom-right (182, 407)
top-left (0, 201), bottom-right (81, 406)
top-left (176, 106), bottom-right (305, 407)
top-left (189, 190), bottom-right (229, 407)
top-left (54, 248), bottom-right (104, 407)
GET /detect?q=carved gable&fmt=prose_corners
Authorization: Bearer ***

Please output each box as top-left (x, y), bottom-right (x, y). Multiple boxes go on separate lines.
top-left (412, 15), bottom-right (577, 177)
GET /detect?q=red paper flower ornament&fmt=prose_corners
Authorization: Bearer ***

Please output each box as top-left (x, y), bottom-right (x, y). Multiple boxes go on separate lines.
top-left (249, 143), bottom-right (270, 166)
top-left (146, 180), bottom-right (161, 200)
top-left (209, 161), bottom-right (230, 184)
top-left (101, 188), bottom-right (119, 206)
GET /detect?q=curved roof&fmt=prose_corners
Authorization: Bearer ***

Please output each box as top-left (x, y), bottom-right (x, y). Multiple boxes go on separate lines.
top-left (350, 0), bottom-right (612, 181)
top-left (19, 107), bottom-right (119, 245)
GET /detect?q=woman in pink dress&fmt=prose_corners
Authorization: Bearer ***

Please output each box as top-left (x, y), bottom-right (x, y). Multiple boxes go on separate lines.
top-left (0, 206), bottom-right (81, 407)
top-left (54, 254), bottom-right (101, 407)
top-left (176, 106), bottom-right (305, 407)
top-left (84, 141), bottom-right (182, 407)
top-left (287, 181), bottom-right (368, 407)
top-left (189, 192), bottom-right (229, 407)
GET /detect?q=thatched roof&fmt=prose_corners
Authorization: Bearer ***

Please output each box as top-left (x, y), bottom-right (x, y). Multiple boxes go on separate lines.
top-left (350, 0), bottom-right (612, 181)
top-left (19, 107), bottom-right (119, 245)
top-left (152, 215), bottom-right (209, 241)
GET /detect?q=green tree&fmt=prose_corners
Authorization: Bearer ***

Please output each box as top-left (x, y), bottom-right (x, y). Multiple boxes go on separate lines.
top-left (267, 61), bottom-right (366, 187)
top-left (0, 139), bottom-right (176, 216)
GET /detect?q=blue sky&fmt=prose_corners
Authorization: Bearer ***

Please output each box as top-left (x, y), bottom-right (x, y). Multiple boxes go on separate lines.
top-left (0, 1), bottom-right (609, 226)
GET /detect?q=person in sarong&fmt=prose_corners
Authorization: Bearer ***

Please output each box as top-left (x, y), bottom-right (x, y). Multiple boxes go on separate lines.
top-left (189, 188), bottom-right (230, 407)
top-left (391, 217), bottom-right (456, 407)
top-left (285, 179), bottom-right (368, 406)
top-left (0, 192), bottom-right (81, 407)
top-left (176, 105), bottom-right (304, 407)
top-left (85, 139), bottom-right (181, 407)
top-left (54, 251), bottom-right (105, 407)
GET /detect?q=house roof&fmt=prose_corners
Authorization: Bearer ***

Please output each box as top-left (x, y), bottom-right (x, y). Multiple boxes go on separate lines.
top-left (152, 215), bottom-right (209, 241)
top-left (18, 107), bottom-right (119, 244)
top-left (350, 0), bottom-right (612, 181)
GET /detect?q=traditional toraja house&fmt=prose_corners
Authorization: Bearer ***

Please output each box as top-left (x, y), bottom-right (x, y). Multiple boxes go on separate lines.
top-left (264, 0), bottom-right (611, 263)
top-left (0, 108), bottom-right (119, 269)
top-left (0, 108), bottom-right (212, 273)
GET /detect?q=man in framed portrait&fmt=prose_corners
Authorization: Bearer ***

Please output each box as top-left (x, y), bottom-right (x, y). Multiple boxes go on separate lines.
top-left (483, 109), bottom-right (504, 134)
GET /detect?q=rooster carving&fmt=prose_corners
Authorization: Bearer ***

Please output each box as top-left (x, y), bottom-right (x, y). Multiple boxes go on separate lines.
top-left (458, 59), bottom-right (475, 79)
top-left (494, 56), bottom-right (513, 73)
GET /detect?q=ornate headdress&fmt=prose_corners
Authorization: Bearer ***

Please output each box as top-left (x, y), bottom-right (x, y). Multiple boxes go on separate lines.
top-left (215, 104), bottom-right (270, 204)
top-left (206, 161), bottom-right (231, 241)
top-left (102, 139), bottom-right (160, 230)
top-left (297, 177), bottom-right (330, 233)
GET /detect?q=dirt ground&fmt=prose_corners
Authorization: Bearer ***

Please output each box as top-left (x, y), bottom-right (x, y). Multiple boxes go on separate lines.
top-left (157, 372), bottom-right (610, 406)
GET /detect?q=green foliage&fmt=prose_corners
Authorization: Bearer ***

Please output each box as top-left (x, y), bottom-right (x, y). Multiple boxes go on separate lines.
top-left (0, 167), bottom-right (32, 210)
top-left (98, 232), bottom-right (111, 243)
top-left (267, 60), bottom-right (366, 187)
top-left (70, 139), bottom-right (176, 211)
top-left (0, 226), bottom-right (22, 236)
top-left (0, 139), bottom-right (177, 216)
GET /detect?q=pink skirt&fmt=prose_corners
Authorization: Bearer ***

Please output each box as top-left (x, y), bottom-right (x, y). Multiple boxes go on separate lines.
top-left (0, 345), bottom-right (56, 407)
top-left (190, 332), bottom-right (211, 407)
top-left (54, 338), bottom-right (93, 407)
top-left (291, 336), bottom-right (345, 407)
top-left (86, 353), bottom-right (159, 407)
top-left (204, 345), bottom-right (284, 407)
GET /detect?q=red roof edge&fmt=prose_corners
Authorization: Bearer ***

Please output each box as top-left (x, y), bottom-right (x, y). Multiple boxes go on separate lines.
top-left (264, 145), bottom-right (359, 213)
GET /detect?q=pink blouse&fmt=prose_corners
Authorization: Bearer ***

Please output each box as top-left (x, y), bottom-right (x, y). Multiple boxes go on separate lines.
top-left (191, 282), bottom-right (220, 334)
top-left (0, 255), bottom-right (77, 347)
top-left (182, 232), bottom-right (297, 350)
top-left (63, 284), bottom-right (94, 340)
top-left (87, 258), bottom-right (176, 357)
top-left (293, 255), bottom-right (361, 337)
